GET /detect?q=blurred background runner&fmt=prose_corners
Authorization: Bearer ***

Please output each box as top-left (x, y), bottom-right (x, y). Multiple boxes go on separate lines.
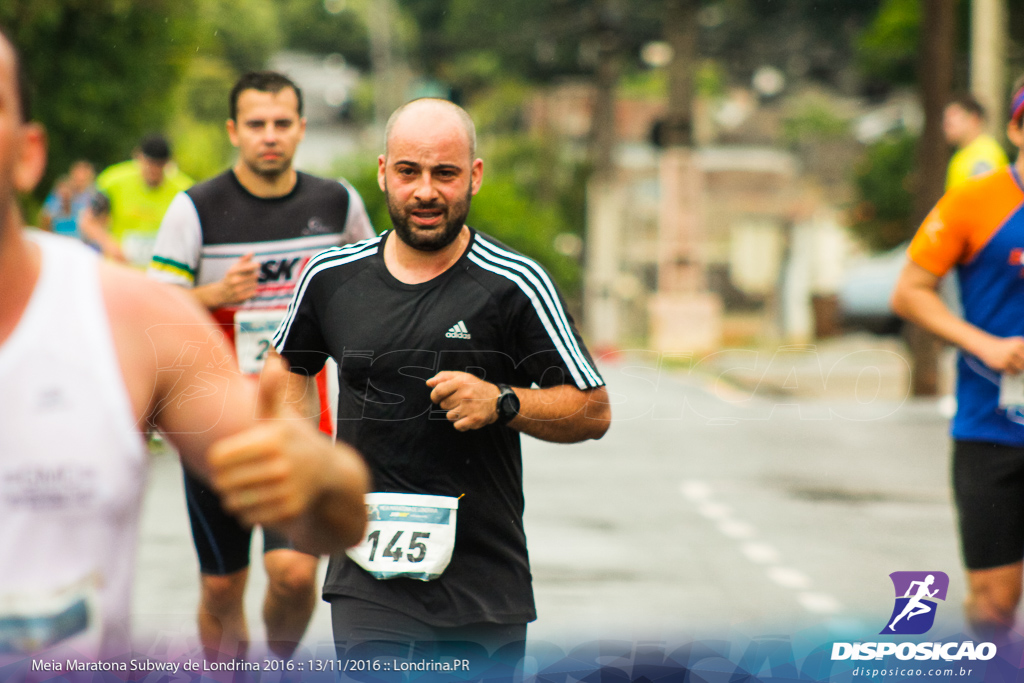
top-left (82, 134), bottom-right (192, 267)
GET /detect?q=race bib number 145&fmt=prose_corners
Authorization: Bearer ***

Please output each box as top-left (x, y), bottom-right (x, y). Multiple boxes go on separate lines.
top-left (346, 493), bottom-right (459, 581)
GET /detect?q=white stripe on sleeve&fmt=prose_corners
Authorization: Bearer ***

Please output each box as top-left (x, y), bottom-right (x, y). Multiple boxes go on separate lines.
top-left (272, 239), bottom-right (380, 350)
top-left (468, 251), bottom-right (596, 389)
top-left (472, 240), bottom-right (602, 387)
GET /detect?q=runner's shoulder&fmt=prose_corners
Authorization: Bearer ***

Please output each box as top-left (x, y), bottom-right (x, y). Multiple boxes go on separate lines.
top-left (183, 169), bottom-right (236, 202)
top-left (935, 167), bottom-right (1021, 228)
top-left (296, 170), bottom-right (348, 189)
top-left (467, 229), bottom-right (559, 302)
top-left (298, 235), bottom-right (382, 285)
top-left (100, 259), bottom-right (214, 330)
top-left (295, 171), bottom-right (358, 200)
top-left (947, 166), bottom-right (1017, 204)
top-left (95, 160), bottom-right (138, 191)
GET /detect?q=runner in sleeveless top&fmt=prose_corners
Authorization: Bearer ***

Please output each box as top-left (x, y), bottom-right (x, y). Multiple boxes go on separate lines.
top-left (274, 99), bottom-right (611, 665)
top-left (0, 29), bottom-right (368, 660)
top-left (148, 71), bottom-right (374, 660)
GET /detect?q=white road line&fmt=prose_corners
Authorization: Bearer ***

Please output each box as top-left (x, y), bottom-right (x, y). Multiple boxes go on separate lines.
top-left (680, 480), bottom-right (713, 501)
top-left (767, 566), bottom-right (812, 590)
top-left (741, 542), bottom-right (781, 564)
top-left (717, 520), bottom-right (756, 539)
top-left (680, 479), bottom-right (844, 615)
top-left (798, 592), bottom-right (843, 614)
top-left (696, 502), bottom-right (732, 520)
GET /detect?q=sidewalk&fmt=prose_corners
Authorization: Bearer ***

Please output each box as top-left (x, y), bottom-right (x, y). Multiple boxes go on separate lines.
top-left (695, 334), bottom-right (913, 402)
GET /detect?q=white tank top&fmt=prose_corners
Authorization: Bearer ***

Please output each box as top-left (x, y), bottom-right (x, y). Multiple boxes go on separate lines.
top-left (0, 232), bottom-right (147, 657)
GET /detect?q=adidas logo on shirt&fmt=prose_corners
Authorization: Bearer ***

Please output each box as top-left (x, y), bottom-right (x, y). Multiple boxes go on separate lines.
top-left (445, 320), bottom-right (471, 340)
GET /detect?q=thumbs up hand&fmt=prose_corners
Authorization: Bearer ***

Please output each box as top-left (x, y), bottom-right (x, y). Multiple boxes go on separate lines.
top-left (206, 354), bottom-right (368, 550)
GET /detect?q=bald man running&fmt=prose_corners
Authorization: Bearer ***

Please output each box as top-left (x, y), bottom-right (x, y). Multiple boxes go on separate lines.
top-left (274, 98), bottom-right (611, 666)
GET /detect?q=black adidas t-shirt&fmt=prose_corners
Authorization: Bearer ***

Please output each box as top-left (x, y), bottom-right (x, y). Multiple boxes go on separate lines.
top-left (274, 228), bottom-right (605, 626)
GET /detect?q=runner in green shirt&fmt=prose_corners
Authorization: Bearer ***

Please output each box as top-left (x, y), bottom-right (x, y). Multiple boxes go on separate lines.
top-left (944, 94), bottom-right (1009, 190)
top-left (83, 135), bottom-right (192, 268)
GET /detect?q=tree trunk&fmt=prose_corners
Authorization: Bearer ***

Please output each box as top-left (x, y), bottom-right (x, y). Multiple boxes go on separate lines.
top-left (908, 0), bottom-right (956, 397)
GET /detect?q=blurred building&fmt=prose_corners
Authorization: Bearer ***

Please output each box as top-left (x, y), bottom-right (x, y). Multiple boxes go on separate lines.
top-left (527, 79), bottom-right (859, 353)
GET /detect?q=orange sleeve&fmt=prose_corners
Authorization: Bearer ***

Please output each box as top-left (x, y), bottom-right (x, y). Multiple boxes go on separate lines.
top-left (907, 170), bottom-right (1024, 276)
top-left (906, 192), bottom-right (969, 277)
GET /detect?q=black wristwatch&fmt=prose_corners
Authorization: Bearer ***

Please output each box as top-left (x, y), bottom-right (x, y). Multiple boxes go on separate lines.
top-left (494, 383), bottom-right (520, 425)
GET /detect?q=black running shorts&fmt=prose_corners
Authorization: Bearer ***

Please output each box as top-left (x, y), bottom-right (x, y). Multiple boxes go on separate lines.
top-left (953, 439), bottom-right (1024, 570)
top-left (182, 468), bottom-right (294, 575)
top-left (329, 595), bottom-right (527, 666)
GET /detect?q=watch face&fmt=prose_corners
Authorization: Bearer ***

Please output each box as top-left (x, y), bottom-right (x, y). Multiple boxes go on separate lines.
top-left (499, 387), bottom-right (519, 422)
top-left (503, 390), bottom-right (520, 416)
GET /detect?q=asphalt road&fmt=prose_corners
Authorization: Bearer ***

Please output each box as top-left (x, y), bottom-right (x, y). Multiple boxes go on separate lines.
top-left (129, 350), bottom-right (965, 659)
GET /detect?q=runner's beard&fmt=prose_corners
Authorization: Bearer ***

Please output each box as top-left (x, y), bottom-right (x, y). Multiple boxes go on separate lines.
top-left (387, 184), bottom-right (472, 252)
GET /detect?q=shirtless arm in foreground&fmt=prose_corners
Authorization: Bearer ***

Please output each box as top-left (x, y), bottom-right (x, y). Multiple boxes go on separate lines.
top-left (103, 262), bottom-right (369, 554)
top-left (1, 27), bottom-right (365, 558)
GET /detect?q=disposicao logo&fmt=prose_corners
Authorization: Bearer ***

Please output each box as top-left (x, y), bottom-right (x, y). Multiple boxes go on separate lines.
top-left (830, 570), bottom-right (997, 663)
top-left (882, 571), bottom-right (948, 635)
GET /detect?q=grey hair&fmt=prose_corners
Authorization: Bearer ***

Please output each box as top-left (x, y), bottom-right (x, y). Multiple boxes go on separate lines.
top-left (384, 98), bottom-right (477, 159)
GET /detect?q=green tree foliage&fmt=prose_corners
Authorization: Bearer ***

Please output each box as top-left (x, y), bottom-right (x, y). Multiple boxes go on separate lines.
top-left (277, 0), bottom-right (370, 69)
top-left (170, 0), bottom-right (284, 180)
top-left (468, 171), bottom-right (582, 297)
top-left (856, 0), bottom-right (974, 92)
top-left (167, 0), bottom-right (284, 180)
top-left (1, 0), bottom-right (288, 192)
top-left (169, 56), bottom-right (238, 181)
top-left (856, 0), bottom-right (920, 85)
top-left (399, 0), bottom-right (884, 101)
top-left (705, 0), bottom-right (882, 86)
top-left (333, 162), bottom-right (389, 237)
top-left (402, 0), bottom-right (662, 93)
top-left (470, 134), bottom-right (585, 295)
top-left (196, 0), bottom-right (282, 74)
top-left (849, 130), bottom-right (917, 251)
top-left (781, 95), bottom-right (849, 147)
top-left (0, 0), bottom-right (196, 192)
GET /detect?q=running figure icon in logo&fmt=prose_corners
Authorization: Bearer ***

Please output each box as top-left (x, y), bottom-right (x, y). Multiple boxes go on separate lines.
top-left (882, 571), bottom-right (950, 635)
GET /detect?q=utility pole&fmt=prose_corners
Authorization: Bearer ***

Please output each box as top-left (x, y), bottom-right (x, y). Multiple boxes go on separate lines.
top-left (658, 0), bottom-right (701, 297)
top-left (648, 0), bottom-right (722, 352)
top-left (366, 0), bottom-right (406, 128)
top-left (584, 0), bottom-right (624, 349)
top-left (971, 0), bottom-right (1007, 135)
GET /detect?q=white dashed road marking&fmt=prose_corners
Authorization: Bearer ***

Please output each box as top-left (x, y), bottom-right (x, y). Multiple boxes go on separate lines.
top-left (681, 479), bottom-right (843, 615)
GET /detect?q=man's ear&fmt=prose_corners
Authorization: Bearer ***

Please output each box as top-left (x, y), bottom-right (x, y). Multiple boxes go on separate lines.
top-left (226, 118), bottom-right (239, 148)
top-left (1007, 119), bottom-right (1024, 150)
top-left (470, 158), bottom-right (483, 196)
